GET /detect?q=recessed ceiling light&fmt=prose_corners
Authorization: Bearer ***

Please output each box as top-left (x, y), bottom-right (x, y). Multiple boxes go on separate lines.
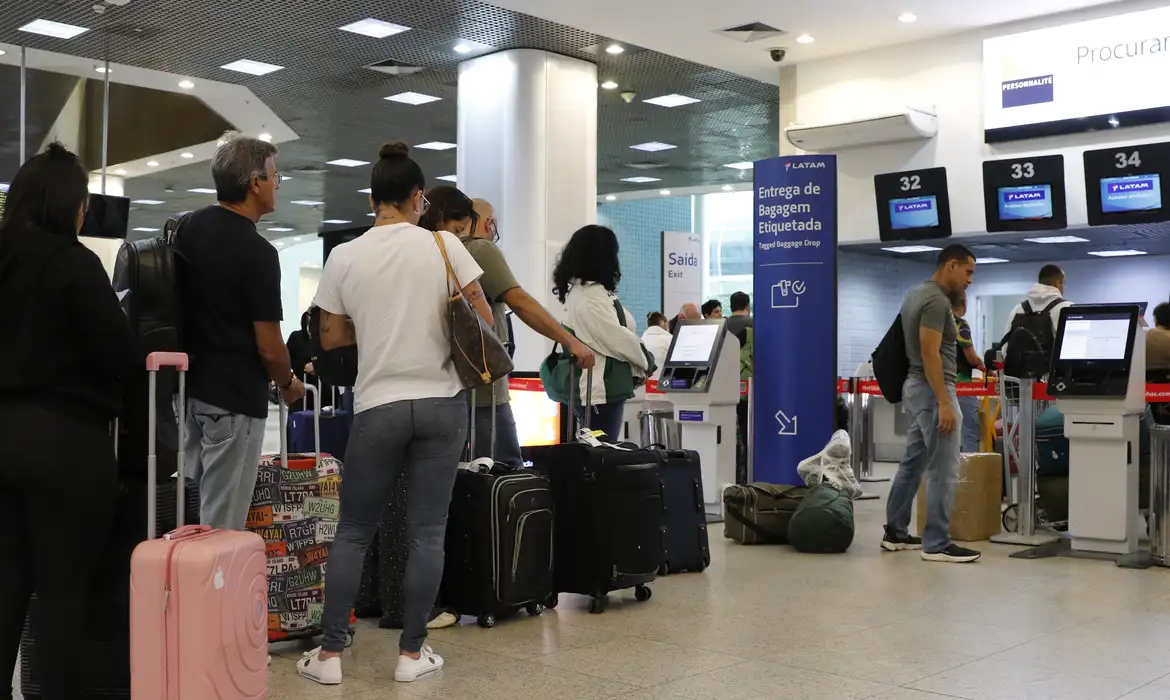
top-left (1025, 235), bottom-right (1089, 244)
top-left (415, 142), bottom-right (457, 151)
top-left (323, 219), bottom-right (353, 225)
top-left (188, 188), bottom-right (216, 194)
top-left (19, 19), bottom-right (90, 39)
top-left (883, 245), bottom-right (941, 254)
top-left (976, 257), bottom-right (1009, 264)
top-left (722, 185), bottom-right (734, 192)
top-left (146, 161), bottom-right (160, 167)
top-left (178, 79), bottom-right (195, 89)
top-left (95, 66), bottom-right (110, 74)
top-left (600, 80), bottom-right (619, 90)
top-left (258, 133), bottom-right (273, 142)
top-left (292, 237), bottom-right (303, 242)
top-left (621, 176), bottom-right (661, 183)
top-left (339, 18), bottom-right (410, 38)
top-left (605, 195), bottom-right (617, 201)
top-left (132, 200), bottom-right (165, 205)
top-left (180, 152), bottom-right (194, 159)
top-left (280, 175), bottom-right (292, 181)
top-left (1088, 249), bottom-right (1147, 257)
top-left (630, 142), bottom-right (677, 152)
top-left (796, 34), bottom-right (815, 44)
top-left (385, 91), bottom-right (441, 105)
top-left (898, 12), bottom-right (918, 23)
top-left (453, 43), bottom-right (472, 54)
top-left (220, 59), bottom-right (285, 76)
top-left (659, 189), bottom-right (672, 196)
top-left (357, 188), bottom-right (372, 194)
top-left (114, 169), bottom-right (127, 176)
top-left (132, 227), bottom-right (160, 233)
top-left (367, 212), bottom-right (376, 217)
top-left (0, 50), bottom-right (5, 57)
top-left (436, 175), bottom-right (457, 182)
top-left (267, 227), bottom-right (294, 232)
top-left (291, 200), bottom-right (325, 206)
top-left (644, 93), bottom-right (701, 108)
top-left (327, 158), bottom-right (370, 167)
top-left (606, 44), bottom-right (625, 55)
top-left (724, 162), bottom-right (754, 170)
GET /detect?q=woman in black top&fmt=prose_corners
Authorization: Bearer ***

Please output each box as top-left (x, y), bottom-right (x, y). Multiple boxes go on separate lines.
top-left (0, 143), bottom-right (136, 699)
top-left (285, 309), bottom-right (334, 409)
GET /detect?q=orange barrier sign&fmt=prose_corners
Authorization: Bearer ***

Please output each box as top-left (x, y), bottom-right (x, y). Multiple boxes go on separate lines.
top-left (836, 377), bottom-right (1170, 403)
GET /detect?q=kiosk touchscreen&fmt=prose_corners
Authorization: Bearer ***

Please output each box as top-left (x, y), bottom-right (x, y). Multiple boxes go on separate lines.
top-left (659, 320), bottom-right (739, 519)
top-left (1049, 304), bottom-right (1145, 556)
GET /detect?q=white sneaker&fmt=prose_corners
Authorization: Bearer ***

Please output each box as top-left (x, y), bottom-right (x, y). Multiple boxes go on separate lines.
top-left (427, 612), bottom-right (458, 629)
top-left (297, 647), bottom-right (342, 685)
top-left (394, 645), bottom-right (444, 682)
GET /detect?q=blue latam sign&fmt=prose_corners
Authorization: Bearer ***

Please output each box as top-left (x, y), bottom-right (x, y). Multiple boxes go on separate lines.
top-left (752, 155), bottom-right (837, 485)
top-left (1002, 74), bottom-right (1054, 108)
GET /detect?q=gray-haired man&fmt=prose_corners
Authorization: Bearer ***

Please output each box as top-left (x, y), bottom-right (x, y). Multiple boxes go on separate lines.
top-left (178, 131), bottom-right (304, 530)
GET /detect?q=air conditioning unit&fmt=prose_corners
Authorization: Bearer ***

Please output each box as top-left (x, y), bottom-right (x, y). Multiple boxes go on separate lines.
top-left (785, 108), bottom-right (938, 152)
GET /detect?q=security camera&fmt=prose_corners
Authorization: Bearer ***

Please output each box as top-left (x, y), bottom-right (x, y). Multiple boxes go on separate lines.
top-left (770, 48), bottom-right (787, 63)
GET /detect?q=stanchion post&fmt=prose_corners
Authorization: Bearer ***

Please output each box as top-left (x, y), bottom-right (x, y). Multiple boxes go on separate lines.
top-left (746, 378), bottom-right (755, 484)
top-left (849, 378), bottom-right (863, 479)
top-left (1151, 425), bottom-right (1170, 565)
top-left (1016, 378), bottom-right (1037, 538)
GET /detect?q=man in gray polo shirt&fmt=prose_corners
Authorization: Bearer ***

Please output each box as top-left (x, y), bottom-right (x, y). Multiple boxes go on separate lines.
top-left (882, 244), bottom-right (981, 564)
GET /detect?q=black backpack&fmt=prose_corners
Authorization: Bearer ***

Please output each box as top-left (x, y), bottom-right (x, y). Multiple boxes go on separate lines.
top-left (307, 306), bottom-right (359, 387)
top-left (1001, 299), bottom-right (1062, 379)
top-left (871, 314), bottom-right (909, 403)
top-left (111, 212), bottom-right (188, 477)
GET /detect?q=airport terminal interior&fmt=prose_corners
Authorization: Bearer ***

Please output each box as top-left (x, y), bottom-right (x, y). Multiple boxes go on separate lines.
top-left (9, 0), bottom-right (1170, 698)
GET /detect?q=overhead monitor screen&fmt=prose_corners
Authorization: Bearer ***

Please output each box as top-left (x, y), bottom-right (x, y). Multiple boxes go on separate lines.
top-left (669, 323), bottom-right (721, 364)
top-left (1100, 174), bottom-right (1162, 214)
top-left (889, 196), bottom-right (939, 230)
top-left (997, 184), bottom-right (1053, 220)
top-left (1059, 313), bottom-right (1131, 361)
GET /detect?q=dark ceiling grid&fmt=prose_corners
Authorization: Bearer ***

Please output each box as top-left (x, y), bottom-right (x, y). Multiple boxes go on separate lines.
top-left (0, 0), bottom-right (779, 238)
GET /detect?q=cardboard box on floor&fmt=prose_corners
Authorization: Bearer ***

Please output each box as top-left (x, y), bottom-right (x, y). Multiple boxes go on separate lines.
top-left (917, 453), bottom-right (1002, 542)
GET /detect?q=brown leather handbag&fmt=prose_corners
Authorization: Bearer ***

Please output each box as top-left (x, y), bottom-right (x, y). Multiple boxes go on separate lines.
top-left (432, 231), bottom-right (514, 388)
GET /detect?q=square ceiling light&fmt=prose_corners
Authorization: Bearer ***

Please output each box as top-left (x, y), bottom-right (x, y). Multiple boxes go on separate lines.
top-left (883, 245), bottom-right (941, 254)
top-left (415, 142), bottom-right (457, 151)
top-left (436, 175), bottom-right (457, 182)
top-left (976, 257), bottom-right (1010, 264)
top-left (267, 227), bottom-right (294, 232)
top-left (1024, 235), bottom-right (1089, 244)
top-left (724, 162), bottom-right (754, 170)
top-left (621, 176), bottom-right (661, 183)
top-left (630, 142), bottom-right (676, 152)
top-left (187, 188), bottom-right (216, 194)
top-left (221, 59), bottom-right (285, 76)
top-left (1088, 249), bottom-right (1147, 257)
top-left (386, 91), bottom-right (441, 105)
top-left (357, 188), bottom-right (372, 194)
top-left (132, 199), bottom-right (165, 205)
top-left (323, 219), bottom-right (353, 225)
top-left (132, 227), bottom-right (160, 233)
top-left (644, 93), bottom-right (701, 108)
top-left (19, 19), bottom-right (89, 39)
top-left (327, 158), bottom-right (370, 167)
top-left (339, 18), bottom-right (410, 38)
top-left (291, 200), bottom-right (325, 206)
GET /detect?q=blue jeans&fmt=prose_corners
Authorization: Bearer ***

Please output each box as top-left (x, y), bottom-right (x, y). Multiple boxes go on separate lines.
top-left (958, 394), bottom-right (981, 453)
top-left (185, 398), bottom-right (267, 531)
top-left (472, 402), bottom-right (524, 468)
top-left (320, 394), bottom-right (467, 654)
top-left (886, 378), bottom-right (961, 553)
top-left (574, 401), bottom-right (626, 443)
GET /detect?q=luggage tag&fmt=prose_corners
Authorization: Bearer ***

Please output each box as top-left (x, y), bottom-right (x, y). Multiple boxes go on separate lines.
top-left (575, 428), bottom-right (631, 451)
top-left (458, 457), bottom-right (495, 473)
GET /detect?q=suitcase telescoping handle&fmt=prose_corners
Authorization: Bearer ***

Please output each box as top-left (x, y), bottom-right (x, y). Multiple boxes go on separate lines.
top-left (280, 383), bottom-right (322, 470)
top-left (146, 351), bottom-right (189, 541)
top-left (566, 363), bottom-right (594, 438)
top-left (467, 380), bottom-right (497, 464)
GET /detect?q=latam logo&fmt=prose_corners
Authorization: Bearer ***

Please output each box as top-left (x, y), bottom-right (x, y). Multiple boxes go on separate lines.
top-left (785, 161), bottom-right (827, 171)
top-left (1001, 74), bottom-right (1054, 109)
top-left (1108, 179), bottom-right (1155, 193)
top-left (894, 201), bottom-right (932, 213)
top-left (1006, 190), bottom-right (1046, 202)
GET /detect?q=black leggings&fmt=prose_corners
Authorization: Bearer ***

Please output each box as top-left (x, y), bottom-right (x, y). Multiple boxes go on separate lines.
top-left (0, 404), bottom-right (117, 700)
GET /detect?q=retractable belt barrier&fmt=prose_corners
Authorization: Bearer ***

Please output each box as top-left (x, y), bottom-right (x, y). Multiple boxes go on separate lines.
top-left (839, 379), bottom-right (1170, 403)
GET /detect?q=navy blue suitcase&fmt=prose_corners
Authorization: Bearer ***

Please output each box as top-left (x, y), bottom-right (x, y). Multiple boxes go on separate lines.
top-left (657, 449), bottom-right (710, 574)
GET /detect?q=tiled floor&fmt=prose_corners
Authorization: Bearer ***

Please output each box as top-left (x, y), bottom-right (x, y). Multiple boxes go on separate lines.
top-left (256, 464), bottom-right (1170, 700)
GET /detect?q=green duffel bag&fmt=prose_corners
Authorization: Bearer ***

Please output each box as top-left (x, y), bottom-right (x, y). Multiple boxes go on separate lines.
top-left (787, 483), bottom-right (855, 553)
top-left (722, 483), bottom-right (809, 545)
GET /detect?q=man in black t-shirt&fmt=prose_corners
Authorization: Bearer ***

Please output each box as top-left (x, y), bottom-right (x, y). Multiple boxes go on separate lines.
top-left (178, 132), bottom-right (304, 530)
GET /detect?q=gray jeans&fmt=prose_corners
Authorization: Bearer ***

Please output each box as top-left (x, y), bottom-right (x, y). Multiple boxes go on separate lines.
top-left (185, 398), bottom-right (267, 531)
top-left (886, 377), bottom-right (961, 553)
top-left (321, 393), bottom-right (467, 653)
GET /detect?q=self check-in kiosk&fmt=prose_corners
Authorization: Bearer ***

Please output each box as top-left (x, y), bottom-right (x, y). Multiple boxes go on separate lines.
top-left (658, 319), bottom-right (740, 519)
top-left (1049, 304), bottom-right (1145, 555)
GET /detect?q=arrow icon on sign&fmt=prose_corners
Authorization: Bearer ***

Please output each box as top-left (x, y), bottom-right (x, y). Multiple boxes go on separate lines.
top-left (775, 410), bottom-right (798, 436)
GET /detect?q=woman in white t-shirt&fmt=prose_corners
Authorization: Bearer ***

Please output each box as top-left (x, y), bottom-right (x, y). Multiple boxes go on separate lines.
top-left (298, 142), bottom-right (491, 687)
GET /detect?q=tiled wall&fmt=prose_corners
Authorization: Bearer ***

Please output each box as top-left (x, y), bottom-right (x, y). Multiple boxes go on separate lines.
top-left (836, 250), bottom-right (934, 378)
top-left (598, 197), bottom-right (693, 333)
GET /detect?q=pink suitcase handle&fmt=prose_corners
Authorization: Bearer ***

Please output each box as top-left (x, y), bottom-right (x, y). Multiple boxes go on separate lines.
top-left (163, 525), bottom-right (211, 541)
top-left (147, 352), bottom-right (188, 540)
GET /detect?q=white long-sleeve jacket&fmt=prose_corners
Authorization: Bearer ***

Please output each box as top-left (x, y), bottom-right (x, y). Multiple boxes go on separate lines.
top-left (564, 281), bottom-right (651, 405)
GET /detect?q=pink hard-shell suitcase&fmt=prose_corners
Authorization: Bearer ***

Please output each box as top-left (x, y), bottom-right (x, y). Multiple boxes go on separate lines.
top-left (130, 352), bottom-right (269, 699)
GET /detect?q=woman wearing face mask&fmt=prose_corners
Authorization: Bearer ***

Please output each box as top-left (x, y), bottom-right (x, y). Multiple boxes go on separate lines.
top-left (298, 142), bottom-right (492, 686)
top-left (418, 185), bottom-right (479, 237)
top-left (0, 143), bottom-right (136, 699)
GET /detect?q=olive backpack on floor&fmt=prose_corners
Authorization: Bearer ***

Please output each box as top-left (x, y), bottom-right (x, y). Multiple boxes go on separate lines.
top-left (787, 483), bottom-right (855, 554)
top-left (722, 483), bottom-right (809, 545)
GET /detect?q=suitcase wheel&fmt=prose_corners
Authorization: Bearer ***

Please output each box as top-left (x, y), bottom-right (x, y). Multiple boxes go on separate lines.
top-left (587, 596), bottom-right (607, 614)
top-left (657, 562), bottom-right (670, 576)
top-left (477, 614), bottom-right (497, 629)
top-left (345, 629), bottom-right (356, 648)
top-left (525, 602), bottom-right (545, 617)
top-left (635, 585), bottom-right (652, 603)
top-left (545, 594), bottom-right (559, 609)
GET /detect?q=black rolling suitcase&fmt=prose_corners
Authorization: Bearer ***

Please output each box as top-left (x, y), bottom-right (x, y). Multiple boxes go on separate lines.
top-left (525, 368), bottom-right (663, 614)
top-left (657, 449), bottom-right (710, 574)
top-left (441, 386), bottom-right (554, 628)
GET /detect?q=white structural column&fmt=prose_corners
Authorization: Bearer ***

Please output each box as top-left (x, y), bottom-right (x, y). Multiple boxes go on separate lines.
top-left (457, 49), bottom-right (598, 373)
